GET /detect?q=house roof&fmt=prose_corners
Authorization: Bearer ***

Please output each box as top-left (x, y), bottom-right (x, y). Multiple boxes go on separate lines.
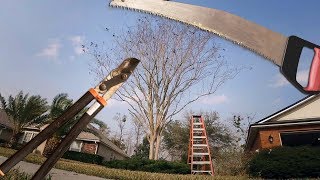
top-left (76, 131), bottom-right (100, 142)
top-left (87, 124), bottom-right (129, 158)
top-left (245, 93), bottom-right (320, 151)
top-left (255, 94), bottom-right (318, 124)
top-left (0, 109), bottom-right (13, 129)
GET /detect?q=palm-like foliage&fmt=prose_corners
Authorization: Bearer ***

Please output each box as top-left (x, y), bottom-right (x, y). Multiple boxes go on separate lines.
top-left (48, 93), bottom-right (73, 122)
top-left (91, 118), bottom-right (110, 135)
top-left (0, 91), bottom-right (48, 145)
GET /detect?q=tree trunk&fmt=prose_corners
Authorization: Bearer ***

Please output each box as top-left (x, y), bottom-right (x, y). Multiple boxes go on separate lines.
top-left (8, 131), bottom-right (20, 148)
top-left (148, 135), bottom-right (155, 159)
top-left (154, 134), bottom-right (161, 160)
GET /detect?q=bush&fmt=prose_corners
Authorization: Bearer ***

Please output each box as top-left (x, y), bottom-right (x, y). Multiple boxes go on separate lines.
top-left (62, 151), bottom-right (103, 165)
top-left (103, 158), bottom-right (190, 174)
top-left (0, 169), bottom-right (51, 180)
top-left (247, 146), bottom-right (320, 179)
top-left (213, 149), bottom-right (249, 176)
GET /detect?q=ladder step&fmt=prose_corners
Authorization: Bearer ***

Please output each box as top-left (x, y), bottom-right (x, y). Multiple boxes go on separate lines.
top-left (193, 123), bottom-right (202, 125)
top-left (193, 152), bottom-right (209, 156)
top-left (193, 136), bottom-right (206, 138)
top-left (193, 128), bottom-right (204, 131)
top-left (193, 144), bottom-right (207, 147)
top-left (192, 170), bottom-right (212, 173)
top-left (192, 162), bottom-right (211, 165)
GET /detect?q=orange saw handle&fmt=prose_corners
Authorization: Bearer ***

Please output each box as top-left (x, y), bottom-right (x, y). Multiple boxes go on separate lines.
top-left (281, 36), bottom-right (320, 94)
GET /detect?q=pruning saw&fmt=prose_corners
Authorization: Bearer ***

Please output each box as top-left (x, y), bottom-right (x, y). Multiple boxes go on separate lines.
top-left (110, 0), bottom-right (320, 94)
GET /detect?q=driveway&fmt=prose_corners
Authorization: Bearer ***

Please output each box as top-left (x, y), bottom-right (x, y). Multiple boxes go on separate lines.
top-left (0, 156), bottom-right (109, 180)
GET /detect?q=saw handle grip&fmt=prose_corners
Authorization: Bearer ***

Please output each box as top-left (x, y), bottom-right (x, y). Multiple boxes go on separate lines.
top-left (304, 48), bottom-right (320, 91)
top-left (281, 36), bottom-right (320, 94)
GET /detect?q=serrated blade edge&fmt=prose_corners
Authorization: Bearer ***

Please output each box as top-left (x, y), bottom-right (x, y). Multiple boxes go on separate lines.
top-left (110, 0), bottom-right (288, 66)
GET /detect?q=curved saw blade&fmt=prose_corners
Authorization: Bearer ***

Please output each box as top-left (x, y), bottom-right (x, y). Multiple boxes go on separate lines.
top-left (110, 0), bottom-right (288, 67)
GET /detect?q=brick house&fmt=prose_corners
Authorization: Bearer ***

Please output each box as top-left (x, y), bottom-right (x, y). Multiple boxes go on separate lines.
top-left (245, 94), bottom-right (320, 152)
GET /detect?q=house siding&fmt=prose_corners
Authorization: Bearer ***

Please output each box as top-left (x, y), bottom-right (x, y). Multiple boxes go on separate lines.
top-left (97, 143), bottom-right (126, 161)
top-left (251, 133), bottom-right (261, 151)
top-left (254, 124), bottom-right (320, 150)
top-left (259, 130), bottom-right (281, 149)
top-left (276, 96), bottom-right (320, 121)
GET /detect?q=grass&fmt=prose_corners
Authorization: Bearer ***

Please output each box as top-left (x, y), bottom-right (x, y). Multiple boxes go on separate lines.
top-left (0, 169), bottom-right (51, 180)
top-left (0, 147), bottom-right (246, 180)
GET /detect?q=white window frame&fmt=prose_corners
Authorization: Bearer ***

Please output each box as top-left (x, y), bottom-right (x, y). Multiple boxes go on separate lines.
top-left (69, 140), bottom-right (83, 152)
top-left (20, 131), bottom-right (39, 144)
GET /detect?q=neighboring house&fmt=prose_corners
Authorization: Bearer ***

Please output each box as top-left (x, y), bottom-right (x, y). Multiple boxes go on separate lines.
top-left (19, 123), bottom-right (129, 161)
top-left (18, 124), bottom-right (48, 154)
top-left (246, 94), bottom-right (320, 152)
top-left (69, 131), bottom-right (100, 154)
top-left (85, 124), bottom-right (129, 161)
top-left (0, 109), bottom-right (13, 143)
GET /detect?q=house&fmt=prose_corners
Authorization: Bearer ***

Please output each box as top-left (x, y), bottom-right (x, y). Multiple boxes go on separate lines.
top-left (0, 109), bottom-right (13, 143)
top-left (245, 94), bottom-right (320, 152)
top-left (85, 124), bottom-right (129, 161)
top-left (0, 108), bottom-right (129, 160)
top-left (18, 124), bottom-right (48, 154)
top-left (19, 123), bottom-right (129, 161)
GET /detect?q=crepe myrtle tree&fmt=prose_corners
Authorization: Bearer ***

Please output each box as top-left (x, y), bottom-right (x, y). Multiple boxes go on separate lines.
top-left (86, 17), bottom-right (240, 160)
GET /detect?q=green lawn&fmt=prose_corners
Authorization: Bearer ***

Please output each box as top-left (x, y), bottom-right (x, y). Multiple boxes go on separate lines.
top-left (0, 147), bottom-right (245, 180)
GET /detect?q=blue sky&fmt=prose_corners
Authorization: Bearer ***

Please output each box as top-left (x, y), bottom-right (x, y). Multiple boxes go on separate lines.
top-left (1, 0), bottom-right (319, 130)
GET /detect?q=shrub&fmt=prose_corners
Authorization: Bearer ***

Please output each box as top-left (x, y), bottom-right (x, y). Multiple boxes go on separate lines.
top-left (213, 149), bottom-right (250, 176)
top-left (247, 146), bottom-right (320, 179)
top-left (0, 169), bottom-right (51, 180)
top-left (62, 151), bottom-right (103, 165)
top-left (103, 158), bottom-right (190, 174)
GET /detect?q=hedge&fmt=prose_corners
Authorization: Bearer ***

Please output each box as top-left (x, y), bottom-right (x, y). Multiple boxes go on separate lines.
top-left (62, 151), bottom-right (103, 165)
top-left (103, 158), bottom-right (190, 174)
top-left (247, 146), bottom-right (320, 179)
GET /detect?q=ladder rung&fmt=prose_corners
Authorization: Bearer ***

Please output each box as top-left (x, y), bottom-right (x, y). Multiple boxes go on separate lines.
top-left (193, 136), bottom-right (206, 138)
top-left (193, 128), bottom-right (204, 131)
top-left (193, 123), bottom-right (202, 125)
top-left (193, 144), bottom-right (207, 147)
top-left (192, 161), bottom-right (211, 164)
top-left (193, 152), bottom-right (209, 156)
top-left (192, 170), bottom-right (212, 173)
top-left (193, 147), bottom-right (204, 150)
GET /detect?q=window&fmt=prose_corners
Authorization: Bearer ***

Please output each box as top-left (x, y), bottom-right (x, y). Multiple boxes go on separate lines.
top-left (69, 141), bottom-right (83, 152)
top-left (21, 131), bottom-right (38, 144)
top-left (281, 130), bottom-right (320, 147)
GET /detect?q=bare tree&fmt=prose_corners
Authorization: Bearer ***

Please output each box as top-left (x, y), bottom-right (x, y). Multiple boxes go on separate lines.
top-left (131, 114), bottom-right (144, 152)
top-left (88, 17), bottom-right (240, 159)
top-left (232, 113), bottom-right (256, 147)
top-left (113, 113), bottom-right (127, 142)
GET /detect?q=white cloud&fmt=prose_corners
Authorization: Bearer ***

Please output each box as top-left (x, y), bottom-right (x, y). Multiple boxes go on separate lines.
top-left (36, 40), bottom-right (61, 59)
top-left (269, 70), bottom-right (309, 88)
top-left (200, 94), bottom-right (228, 105)
top-left (70, 35), bottom-right (85, 55)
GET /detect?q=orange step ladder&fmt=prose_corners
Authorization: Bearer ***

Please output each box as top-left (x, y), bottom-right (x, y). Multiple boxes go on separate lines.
top-left (187, 115), bottom-right (214, 175)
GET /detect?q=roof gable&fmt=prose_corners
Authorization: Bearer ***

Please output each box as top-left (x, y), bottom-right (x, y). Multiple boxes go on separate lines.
top-left (258, 94), bottom-right (320, 124)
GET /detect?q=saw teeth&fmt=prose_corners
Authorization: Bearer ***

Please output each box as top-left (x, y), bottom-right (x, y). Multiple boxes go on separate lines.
top-left (110, 3), bottom-right (277, 63)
